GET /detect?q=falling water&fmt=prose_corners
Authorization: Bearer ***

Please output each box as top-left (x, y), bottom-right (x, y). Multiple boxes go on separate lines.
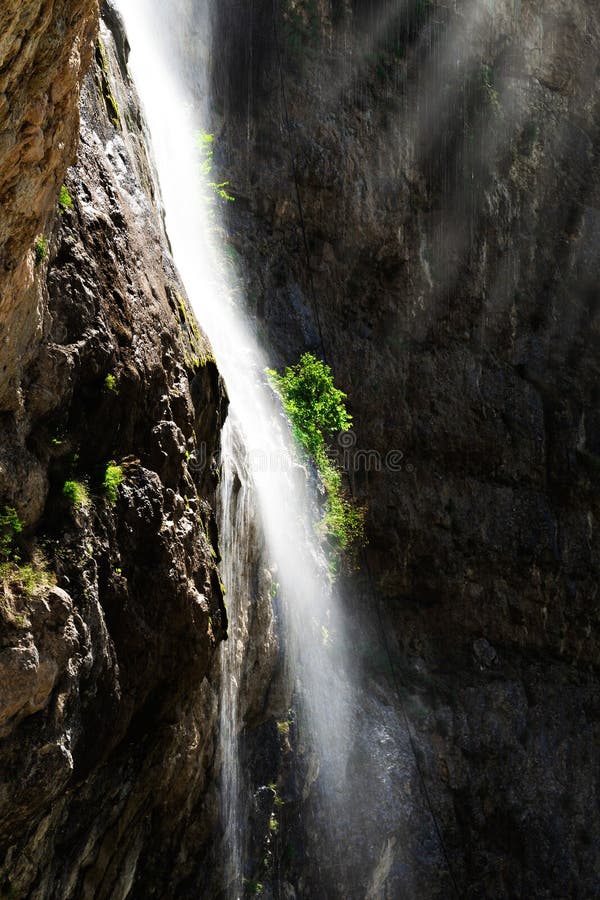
top-left (115, 0), bottom-right (353, 893)
top-left (217, 418), bottom-right (254, 892)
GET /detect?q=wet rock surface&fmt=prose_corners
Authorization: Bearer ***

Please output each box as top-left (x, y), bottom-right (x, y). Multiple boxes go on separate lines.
top-left (209, 0), bottom-right (600, 896)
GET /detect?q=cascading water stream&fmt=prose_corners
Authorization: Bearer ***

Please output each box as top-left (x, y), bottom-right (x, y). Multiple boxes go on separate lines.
top-left (218, 418), bottom-right (254, 892)
top-left (115, 0), bottom-right (354, 893)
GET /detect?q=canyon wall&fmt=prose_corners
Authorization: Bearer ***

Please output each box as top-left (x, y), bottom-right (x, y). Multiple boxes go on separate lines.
top-left (210, 0), bottom-right (600, 895)
top-left (0, 0), bottom-right (599, 897)
top-left (0, 6), bottom-right (232, 897)
top-left (0, 0), bottom-right (98, 413)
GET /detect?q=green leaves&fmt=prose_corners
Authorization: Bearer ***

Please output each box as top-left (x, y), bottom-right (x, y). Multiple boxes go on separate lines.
top-left (267, 353), bottom-right (351, 466)
top-left (103, 464), bottom-right (123, 505)
top-left (196, 131), bottom-right (235, 203)
top-left (63, 480), bottom-right (90, 510)
top-left (0, 506), bottom-right (22, 562)
top-left (58, 185), bottom-right (74, 212)
top-left (104, 373), bottom-right (118, 394)
top-left (267, 354), bottom-right (364, 572)
top-left (34, 237), bottom-right (48, 265)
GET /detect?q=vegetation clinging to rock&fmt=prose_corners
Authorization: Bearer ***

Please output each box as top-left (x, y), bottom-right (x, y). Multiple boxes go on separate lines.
top-left (63, 480), bottom-right (90, 510)
top-left (0, 506), bottom-right (53, 596)
top-left (197, 131), bottom-right (235, 203)
top-left (103, 463), bottom-right (123, 505)
top-left (0, 506), bottom-right (22, 562)
top-left (267, 353), bottom-right (365, 571)
top-left (34, 236), bottom-right (48, 264)
top-left (58, 185), bottom-right (74, 212)
top-left (104, 372), bottom-right (118, 393)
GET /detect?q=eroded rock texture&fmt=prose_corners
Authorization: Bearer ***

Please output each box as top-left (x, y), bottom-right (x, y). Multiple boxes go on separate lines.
top-left (0, 10), bottom-right (230, 898)
top-left (0, 0), bottom-right (99, 411)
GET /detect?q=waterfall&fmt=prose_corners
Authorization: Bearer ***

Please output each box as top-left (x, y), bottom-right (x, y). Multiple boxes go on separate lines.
top-left (218, 418), bottom-right (253, 893)
top-left (115, 0), bottom-right (354, 893)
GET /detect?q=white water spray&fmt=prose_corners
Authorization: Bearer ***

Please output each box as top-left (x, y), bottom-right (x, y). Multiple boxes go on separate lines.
top-left (115, 0), bottom-right (354, 893)
top-left (217, 419), bottom-right (254, 890)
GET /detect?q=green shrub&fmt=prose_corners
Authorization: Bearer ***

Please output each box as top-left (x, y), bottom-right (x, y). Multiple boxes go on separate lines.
top-left (63, 480), bottom-right (90, 510)
top-left (267, 352), bottom-right (351, 460)
top-left (58, 185), bottom-right (73, 212)
top-left (104, 373), bottom-right (118, 394)
top-left (0, 561), bottom-right (52, 598)
top-left (0, 508), bottom-right (54, 599)
top-left (34, 237), bottom-right (48, 265)
top-left (0, 506), bottom-right (22, 562)
top-left (103, 464), bottom-right (123, 505)
top-left (267, 353), bottom-right (365, 571)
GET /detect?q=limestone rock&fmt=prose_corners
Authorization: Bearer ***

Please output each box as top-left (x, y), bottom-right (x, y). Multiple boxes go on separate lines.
top-left (0, 0), bottom-right (99, 412)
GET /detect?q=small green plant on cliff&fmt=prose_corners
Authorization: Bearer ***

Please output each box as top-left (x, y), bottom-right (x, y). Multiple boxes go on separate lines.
top-left (276, 718), bottom-right (291, 737)
top-left (58, 185), bottom-right (74, 213)
top-left (320, 463), bottom-right (364, 561)
top-left (0, 558), bottom-right (52, 599)
top-left (177, 294), bottom-right (201, 341)
top-left (0, 506), bottom-right (22, 562)
top-left (34, 237), bottom-right (48, 265)
top-left (63, 480), bottom-right (90, 510)
top-left (267, 353), bottom-right (350, 459)
top-left (0, 507), bottom-right (53, 598)
top-left (197, 132), bottom-right (235, 203)
top-left (103, 464), bottom-right (123, 505)
top-left (104, 373), bottom-right (118, 394)
top-left (267, 353), bottom-right (365, 572)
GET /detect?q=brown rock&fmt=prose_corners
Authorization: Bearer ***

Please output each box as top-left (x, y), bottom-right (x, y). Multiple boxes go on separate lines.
top-left (0, 0), bottom-right (99, 412)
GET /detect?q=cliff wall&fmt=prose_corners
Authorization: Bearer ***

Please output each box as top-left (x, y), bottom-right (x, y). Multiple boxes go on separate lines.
top-left (0, 7), bottom-right (230, 897)
top-left (210, 1), bottom-right (600, 895)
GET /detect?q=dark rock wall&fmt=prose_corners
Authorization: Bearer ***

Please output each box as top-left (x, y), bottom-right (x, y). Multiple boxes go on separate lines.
top-left (207, 0), bottom-right (600, 896)
top-left (215, 0), bottom-right (600, 660)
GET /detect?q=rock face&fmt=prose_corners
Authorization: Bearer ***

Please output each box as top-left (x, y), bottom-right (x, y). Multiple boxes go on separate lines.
top-left (0, 8), bottom-right (230, 898)
top-left (0, 0), bottom-right (99, 412)
top-left (207, 0), bottom-right (600, 896)
top-left (1, 1), bottom-right (600, 898)
top-left (215, 0), bottom-right (600, 655)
